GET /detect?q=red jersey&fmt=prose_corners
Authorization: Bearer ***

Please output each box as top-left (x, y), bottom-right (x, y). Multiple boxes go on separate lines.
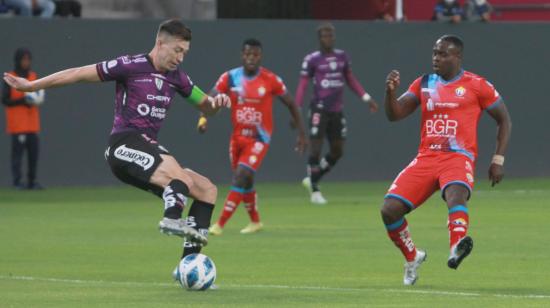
top-left (406, 70), bottom-right (502, 161)
top-left (214, 67), bottom-right (287, 143)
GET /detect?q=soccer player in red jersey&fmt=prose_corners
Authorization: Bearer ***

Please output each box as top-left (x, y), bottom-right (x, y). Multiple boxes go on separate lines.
top-left (198, 38), bottom-right (307, 235)
top-left (382, 35), bottom-right (511, 285)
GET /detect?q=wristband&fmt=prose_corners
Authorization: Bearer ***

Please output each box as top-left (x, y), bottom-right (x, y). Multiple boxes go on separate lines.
top-left (491, 154), bottom-right (505, 166)
top-left (362, 93), bottom-right (372, 102)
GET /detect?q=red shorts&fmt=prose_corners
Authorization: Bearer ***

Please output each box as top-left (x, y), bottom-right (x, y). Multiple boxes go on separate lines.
top-left (229, 135), bottom-right (269, 172)
top-left (385, 152), bottom-right (475, 209)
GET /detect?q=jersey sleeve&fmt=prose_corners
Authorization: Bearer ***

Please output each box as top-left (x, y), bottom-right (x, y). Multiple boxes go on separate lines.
top-left (95, 56), bottom-right (134, 82)
top-left (176, 72), bottom-right (206, 106)
top-left (300, 55), bottom-right (314, 78)
top-left (478, 79), bottom-right (502, 110)
top-left (343, 52), bottom-right (352, 74)
top-left (271, 74), bottom-right (287, 96)
top-left (404, 77), bottom-right (422, 103)
top-left (213, 72), bottom-right (230, 94)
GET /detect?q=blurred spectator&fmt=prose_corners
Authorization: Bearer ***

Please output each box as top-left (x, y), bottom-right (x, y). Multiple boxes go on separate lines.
top-left (54, 0), bottom-right (81, 17)
top-left (373, 0), bottom-right (397, 22)
top-left (2, 48), bottom-right (44, 190)
top-left (432, 0), bottom-right (463, 23)
top-left (5, 0), bottom-right (56, 17)
top-left (464, 0), bottom-right (492, 22)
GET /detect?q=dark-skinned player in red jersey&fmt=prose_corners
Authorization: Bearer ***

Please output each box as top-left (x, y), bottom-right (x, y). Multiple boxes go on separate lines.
top-left (295, 23), bottom-right (379, 205)
top-left (197, 38), bottom-right (307, 235)
top-left (382, 35), bottom-right (512, 285)
top-left (3, 20), bottom-right (232, 278)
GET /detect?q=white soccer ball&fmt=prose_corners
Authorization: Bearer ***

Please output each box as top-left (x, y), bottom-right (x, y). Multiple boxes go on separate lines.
top-left (176, 253), bottom-right (216, 291)
top-left (24, 89), bottom-right (45, 106)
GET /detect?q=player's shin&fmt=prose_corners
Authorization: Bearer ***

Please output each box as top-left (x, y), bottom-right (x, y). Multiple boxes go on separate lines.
top-left (162, 180), bottom-right (189, 219)
top-left (182, 200), bottom-right (214, 258)
top-left (385, 218), bottom-right (417, 262)
top-left (218, 188), bottom-right (244, 227)
top-left (307, 157), bottom-right (321, 191)
top-left (318, 154), bottom-right (338, 177)
top-left (243, 189), bottom-right (260, 223)
top-left (448, 205), bottom-right (469, 248)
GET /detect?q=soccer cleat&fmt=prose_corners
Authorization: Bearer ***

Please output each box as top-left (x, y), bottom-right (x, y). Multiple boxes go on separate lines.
top-left (403, 249), bottom-right (427, 286)
top-left (159, 217), bottom-right (208, 246)
top-left (310, 191), bottom-right (328, 205)
top-left (240, 222), bottom-right (264, 234)
top-left (208, 223), bottom-right (223, 236)
top-left (448, 236), bottom-right (473, 270)
top-left (172, 266), bottom-right (180, 281)
top-left (302, 177), bottom-right (313, 193)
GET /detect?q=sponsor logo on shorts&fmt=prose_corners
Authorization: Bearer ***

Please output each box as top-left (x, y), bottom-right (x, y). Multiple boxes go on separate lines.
top-left (466, 172), bottom-right (474, 183)
top-left (114, 144), bottom-right (155, 170)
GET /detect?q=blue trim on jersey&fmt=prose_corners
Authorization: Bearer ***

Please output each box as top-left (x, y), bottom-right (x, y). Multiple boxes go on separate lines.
top-left (255, 124), bottom-right (271, 144)
top-left (485, 97), bottom-right (503, 111)
top-left (230, 186), bottom-right (247, 193)
top-left (449, 138), bottom-right (475, 161)
top-left (385, 218), bottom-right (405, 231)
top-left (238, 162), bottom-right (257, 173)
top-left (448, 205), bottom-right (469, 214)
top-left (229, 67), bottom-right (244, 89)
top-left (428, 74), bottom-right (438, 89)
top-left (441, 181), bottom-right (472, 200)
top-left (437, 69), bottom-right (464, 85)
top-left (403, 92), bottom-right (420, 105)
top-left (384, 194), bottom-right (415, 210)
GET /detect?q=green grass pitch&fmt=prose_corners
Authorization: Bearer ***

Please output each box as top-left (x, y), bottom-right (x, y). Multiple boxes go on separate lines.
top-left (1, 177), bottom-right (549, 307)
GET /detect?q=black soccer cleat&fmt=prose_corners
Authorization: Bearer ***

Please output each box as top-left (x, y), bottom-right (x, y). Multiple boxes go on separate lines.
top-left (447, 236), bottom-right (473, 270)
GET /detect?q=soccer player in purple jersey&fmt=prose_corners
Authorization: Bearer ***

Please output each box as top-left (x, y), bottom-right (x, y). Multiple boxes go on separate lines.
top-left (3, 20), bottom-right (231, 266)
top-left (295, 23), bottom-right (379, 204)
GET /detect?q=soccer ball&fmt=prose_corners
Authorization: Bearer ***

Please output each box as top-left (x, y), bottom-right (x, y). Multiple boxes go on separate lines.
top-left (24, 89), bottom-right (45, 106)
top-left (175, 253), bottom-right (216, 291)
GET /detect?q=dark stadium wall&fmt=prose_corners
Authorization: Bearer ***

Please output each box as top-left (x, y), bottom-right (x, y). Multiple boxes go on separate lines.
top-left (0, 19), bottom-right (548, 187)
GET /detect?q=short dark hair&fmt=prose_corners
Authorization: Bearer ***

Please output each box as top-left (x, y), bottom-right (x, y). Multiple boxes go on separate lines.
top-left (317, 22), bottom-right (335, 35)
top-left (242, 38), bottom-right (262, 50)
top-left (439, 35), bottom-right (464, 54)
top-left (158, 19), bottom-right (192, 41)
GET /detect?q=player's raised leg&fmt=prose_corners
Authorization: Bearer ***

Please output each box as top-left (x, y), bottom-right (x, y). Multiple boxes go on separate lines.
top-left (151, 154), bottom-right (216, 246)
top-left (444, 184), bottom-right (473, 269)
top-left (381, 198), bottom-right (426, 285)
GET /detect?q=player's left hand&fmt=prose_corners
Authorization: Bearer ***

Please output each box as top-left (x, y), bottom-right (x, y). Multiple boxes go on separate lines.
top-left (295, 133), bottom-right (307, 155)
top-left (209, 93), bottom-right (231, 110)
top-left (489, 163), bottom-right (504, 187)
top-left (368, 99), bottom-right (379, 113)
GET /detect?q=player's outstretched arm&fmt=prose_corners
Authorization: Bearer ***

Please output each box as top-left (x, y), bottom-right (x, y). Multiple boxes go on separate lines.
top-left (344, 70), bottom-right (379, 113)
top-left (3, 64), bottom-right (100, 92)
top-left (384, 70), bottom-right (418, 121)
top-left (279, 93), bottom-right (307, 154)
top-left (486, 103), bottom-right (512, 186)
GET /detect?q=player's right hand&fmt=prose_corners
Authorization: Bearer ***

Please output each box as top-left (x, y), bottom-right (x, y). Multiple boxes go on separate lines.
top-left (386, 70), bottom-right (400, 91)
top-left (3, 72), bottom-right (34, 92)
top-left (209, 93), bottom-right (231, 109)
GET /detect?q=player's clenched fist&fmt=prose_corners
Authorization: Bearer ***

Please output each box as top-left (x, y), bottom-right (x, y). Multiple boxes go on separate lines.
top-left (209, 93), bottom-right (231, 109)
top-left (386, 70), bottom-right (400, 91)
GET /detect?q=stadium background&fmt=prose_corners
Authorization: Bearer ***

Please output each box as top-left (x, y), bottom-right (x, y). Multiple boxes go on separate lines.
top-left (0, 19), bottom-right (548, 186)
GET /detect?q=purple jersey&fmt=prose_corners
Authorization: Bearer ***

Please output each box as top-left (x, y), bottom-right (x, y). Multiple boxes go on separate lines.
top-left (300, 49), bottom-right (351, 112)
top-left (96, 54), bottom-right (195, 139)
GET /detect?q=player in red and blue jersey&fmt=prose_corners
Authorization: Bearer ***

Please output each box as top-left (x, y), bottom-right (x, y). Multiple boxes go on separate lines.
top-left (3, 20), bottom-right (232, 271)
top-left (295, 23), bottom-right (378, 204)
top-left (198, 39), bottom-right (306, 235)
top-left (382, 35), bottom-right (512, 285)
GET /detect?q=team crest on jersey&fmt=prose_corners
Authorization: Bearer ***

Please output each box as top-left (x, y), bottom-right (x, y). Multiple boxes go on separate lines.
top-left (455, 86), bottom-right (466, 97)
top-left (258, 86), bottom-right (266, 96)
top-left (329, 61), bottom-right (338, 71)
top-left (155, 78), bottom-right (163, 91)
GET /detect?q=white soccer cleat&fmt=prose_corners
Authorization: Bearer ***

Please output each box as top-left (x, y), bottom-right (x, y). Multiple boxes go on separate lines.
top-left (403, 249), bottom-right (427, 286)
top-left (310, 191), bottom-right (328, 205)
top-left (302, 177), bottom-right (312, 193)
top-left (240, 222), bottom-right (264, 234)
top-left (208, 223), bottom-right (223, 236)
top-left (159, 217), bottom-right (208, 246)
top-left (448, 236), bottom-right (473, 269)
